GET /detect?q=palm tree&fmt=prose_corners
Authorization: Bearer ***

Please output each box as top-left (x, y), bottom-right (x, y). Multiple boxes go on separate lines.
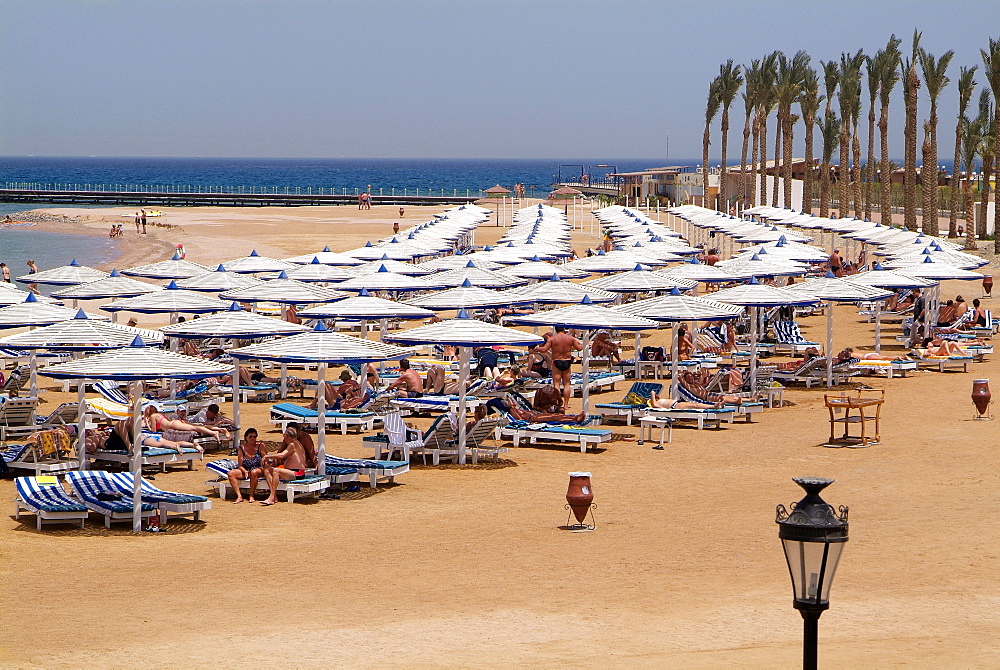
top-left (716, 60), bottom-right (743, 212)
top-left (864, 53), bottom-right (881, 220)
top-left (756, 53), bottom-right (779, 207)
top-left (877, 36), bottom-right (902, 224)
top-left (850, 78), bottom-right (864, 217)
top-left (799, 67), bottom-right (822, 214)
top-left (703, 78), bottom-right (722, 209)
top-left (776, 51), bottom-right (810, 210)
top-left (950, 66), bottom-right (977, 238)
top-left (961, 115), bottom-right (982, 249)
top-left (820, 60), bottom-right (840, 216)
top-left (981, 37), bottom-right (1000, 253)
top-left (819, 112), bottom-right (840, 216)
top-left (901, 31), bottom-right (922, 231)
top-left (838, 50), bottom-right (864, 218)
top-left (738, 60), bottom-right (761, 209)
top-left (918, 48), bottom-right (955, 235)
top-left (975, 91), bottom-right (994, 240)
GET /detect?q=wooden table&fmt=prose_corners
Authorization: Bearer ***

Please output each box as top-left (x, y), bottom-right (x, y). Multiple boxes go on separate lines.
top-left (824, 389), bottom-right (884, 446)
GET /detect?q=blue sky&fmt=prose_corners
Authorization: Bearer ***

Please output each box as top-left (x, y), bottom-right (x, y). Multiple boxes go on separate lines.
top-left (1, 0), bottom-right (998, 160)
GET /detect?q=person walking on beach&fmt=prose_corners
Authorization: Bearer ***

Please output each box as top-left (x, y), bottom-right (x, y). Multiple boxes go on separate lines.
top-left (0, 263), bottom-right (9, 283)
top-left (25, 260), bottom-right (39, 294)
top-left (140, 209), bottom-right (147, 234)
top-left (134, 212), bottom-right (141, 234)
top-left (536, 326), bottom-right (583, 412)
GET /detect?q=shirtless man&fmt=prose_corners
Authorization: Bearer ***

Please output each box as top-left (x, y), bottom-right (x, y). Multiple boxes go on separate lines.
top-left (285, 421), bottom-right (316, 468)
top-left (829, 249), bottom-right (843, 277)
top-left (386, 359), bottom-right (423, 397)
top-left (261, 427), bottom-right (309, 505)
top-left (537, 326), bottom-right (582, 412)
top-left (648, 391), bottom-right (725, 410)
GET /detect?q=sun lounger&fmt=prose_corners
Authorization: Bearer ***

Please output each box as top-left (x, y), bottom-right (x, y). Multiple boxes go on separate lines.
top-left (675, 384), bottom-right (765, 423)
top-left (772, 320), bottom-right (821, 355)
top-left (908, 351), bottom-right (973, 373)
top-left (65, 470), bottom-right (157, 528)
top-left (14, 476), bottom-right (89, 530)
top-left (2, 425), bottom-right (80, 474)
top-left (104, 471), bottom-right (212, 524)
top-left (527, 371), bottom-right (624, 396)
top-left (0, 397), bottom-right (45, 443)
top-left (389, 395), bottom-right (485, 415)
top-left (771, 357), bottom-right (859, 388)
top-left (594, 382), bottom-right (662, 425)
top-left (365, 412), bottom-right (455, 464)
top-left (850, 359), bottom-right (918, 378)
top-left (269, 402), bottom-right (376, 435)
top-left (644, 406), bottom-right (735, 429)
top-left (213, 383), bottom-right (279, 403)
top-left (35, 402), bottom-right (81, 426)
top-left (325, 455), bottom-right (408, 488)
top-left (498, 418), bottom-right (612, 453)
top-left (89, 444), bottom-right (203, 472)
top-left (463, 415), bottom-right (509, 463)
top-left (205, 459), bottom-right (330, 502)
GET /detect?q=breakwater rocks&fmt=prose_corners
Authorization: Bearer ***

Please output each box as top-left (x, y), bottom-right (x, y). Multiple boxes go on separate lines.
top-left (5, 211), bottom-right (81, 223)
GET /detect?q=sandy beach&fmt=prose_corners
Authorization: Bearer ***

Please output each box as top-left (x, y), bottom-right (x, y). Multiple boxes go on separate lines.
top-left (0, 204), bottom-right (998, 668)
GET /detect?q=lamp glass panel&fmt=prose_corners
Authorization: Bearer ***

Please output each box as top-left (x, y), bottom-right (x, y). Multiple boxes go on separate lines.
top-left (782, 538), bottom-right (844, 604)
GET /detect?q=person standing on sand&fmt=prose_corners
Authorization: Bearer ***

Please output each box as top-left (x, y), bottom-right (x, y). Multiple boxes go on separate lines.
top-left (140, 209), bottom-right (147, 234)
top-left (0, 263), bottom-right (9, 283)
top-left (134, 212), bottom-right (141, 234)
top-left (536, 326), bottom-right (582, 412)
top-left (25, 260), bottom-right (39, 294)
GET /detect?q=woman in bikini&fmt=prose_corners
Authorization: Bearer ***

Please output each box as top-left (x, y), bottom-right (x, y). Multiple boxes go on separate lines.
top-left (143, 405), bottom-right (226, 449)
top-left (647, 390), bottom-right (725, 410)
top-left (104, 415), bottom-right (200, 455)
top-left (227, 428), bottom-right (267, 503)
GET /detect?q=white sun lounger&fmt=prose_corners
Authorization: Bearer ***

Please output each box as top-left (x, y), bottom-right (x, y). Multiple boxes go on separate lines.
top-left (15, 476), bottom-right (89, 530)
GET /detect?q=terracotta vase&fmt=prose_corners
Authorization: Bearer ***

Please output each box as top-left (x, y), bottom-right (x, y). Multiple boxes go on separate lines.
top-left (566, 472), bottom-right (594, 523)
top-left (972, 379), bottom-right (991, 416)
top-left (983, 276), bottom-right (994, 297)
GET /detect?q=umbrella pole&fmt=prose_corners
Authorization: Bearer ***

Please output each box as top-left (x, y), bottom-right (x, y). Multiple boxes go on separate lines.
top-left (457, 346), bottom-right (470, 465)
top-left (316, 363), bottom-right (327, 475)
top-left (875, 301), bottom-right (882, 355)
top-left (29, 351), bottom-right (37, 398)
top-left (634, 331), bottom-right (642, 380)
top-left (580, 331), bottom-right (592, 416)
top-left (130, 382), bottom-right (143, 533)
top-left (280, 363), bottom-right (288, 399)
top-left (77, 381), bottom-right (88, 471)
top-left (169, 338), bottom-right (178, 400)
top-left (670, 324), bottom-right (680, 399)
top-left (231, 360), bottom-right (242, 450)
top-left (826, 301), bottom-right (834, 388)
top-left (749, 306), bottom-right (759, 390)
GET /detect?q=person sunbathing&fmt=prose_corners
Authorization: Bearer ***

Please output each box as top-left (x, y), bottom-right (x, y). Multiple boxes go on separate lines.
top-left (422, 364), bottom-right (474, 395)
top-left (490, 396), bottom-right (586, 424)
top-left (647, 391), bottom-right (725, 410)
top-left (857, 352), bottom-right (909, 361)
top-left (917, 337), bottom-right (977, 357)
top-left (261, 427), bottom-right (309, 506)
top-left (143, 405), bottom-right (226, 447)
top-left (228, 428), bottom-right (267, 503)
top-left (103, 416), bottom-right (199, 455)
top-left (678, 371), bottom-right (748, 404)
top-left (591, 332), bottom-right (622, 366)
top-left (308, 369), bottom-right (365, 410)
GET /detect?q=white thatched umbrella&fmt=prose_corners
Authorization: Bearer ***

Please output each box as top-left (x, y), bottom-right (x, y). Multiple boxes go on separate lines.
top-left (122, 253), bottom-right (211, 279)
top-left (284, 248), bottom-right (365, 266)
top-left (223, 250), bottom-right (296, 274)
top-left (0, 284), bottom-right (61, 307)
top-left (420, 256), bottom-right (503, 271)
top-left (39, 339), bottom-right (232, 531)
top-left (0, 293), bottom-right (106, 326)
top-left (15, 259), bottom-right (108, 286)
top-left (334, 265), bottom-right (446, 293)
top-left (353, 257), bottom-right (436, 276)
top-left (405, 280), bottom-right (534, 310)
top-left (582, 265), bottom-right (698, 293)
top-left (429, 264), bottom-right (528, 289)
top-left (878, 257), bottom-right (983, 341)
top-left (284, 259), bottom-right (356, 283)
top-left (50, 270), bottom-right (161, 313)
top-left (506, 275), bottom-right (618, 304)
top-left (220, 273), bottom-right (348, 304)
top-left (175, 264), bottom-right (264, 293)
top-left (850, 264), bottom-right (938, 353)
top-left (386, 311), bottom-right (543, 463)
top-left (103, 281), bottom-right (230, 321)
top-left (661, 260), bottom-right (743, 283)
top-left (505, 296), bottom-right (658, 413)
top-left (564, 250), bottom-right (666, 273)
top-left (230, 323), bottom-right (414, 474)
top-left (500, 259), bottom-right (589, 279)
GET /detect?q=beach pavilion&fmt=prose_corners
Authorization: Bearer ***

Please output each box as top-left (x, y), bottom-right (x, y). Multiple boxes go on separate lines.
top-left (38, 340), bottom-right (232, 531)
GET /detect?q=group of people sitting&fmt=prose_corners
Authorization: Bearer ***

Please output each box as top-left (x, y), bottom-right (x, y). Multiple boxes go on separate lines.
top-left (84, 403), bottom-right (234, 456)
top-left (226, 424), bottom-right (317, 505)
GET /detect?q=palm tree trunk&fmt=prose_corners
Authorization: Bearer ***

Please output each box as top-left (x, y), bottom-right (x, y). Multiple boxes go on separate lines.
top-left (820, 161), bottom-right (831, 217)
top-left (803, 116), bottom-right (815, 214)
top-left (703, 124), bottom-right (711, 209)
top-left (838, 125), bottom-right (850, 218)
top-left (964, 175), bottom-right (977, 249)
top-left (978, 157), bottom-right (992, 239)
top-left (950, 121), bottom-right (963, 237)
top-left (904, 65), bottom-right (919, 230)
top-left (758, 116), bottom-right (768, 206)
top-left (738, 112), bottom-right (752, 209)
top-left (782, 115), bottom-right (794, 209)
top-left (720, 109), bottom-right (731, 212)
top-left (994, 118), bottom-right (1000, 254)
top-left (879, 104), bottom-right (892, 224)
top-left (771, 115), bottom-right (782, 207)
top-left (852, 127), bottom-right (862, 217)
top-left (922, 118), bottom-right (939, 235)
top-left (750, 118), bottom-right (759, 206)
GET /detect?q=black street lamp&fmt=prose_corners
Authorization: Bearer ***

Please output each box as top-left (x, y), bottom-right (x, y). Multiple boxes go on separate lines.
top-left (776, 477), bottom-right (849, 670)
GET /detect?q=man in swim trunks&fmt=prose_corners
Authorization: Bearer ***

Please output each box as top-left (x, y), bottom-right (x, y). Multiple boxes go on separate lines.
top-left (536, 326), bottom-right (582, 412)
top-left (386, 359), bottom-right (423, 397)
top-left (262, 427), bottom-right (309, 505)
top-left (829, 249), bottom-right (843, 277)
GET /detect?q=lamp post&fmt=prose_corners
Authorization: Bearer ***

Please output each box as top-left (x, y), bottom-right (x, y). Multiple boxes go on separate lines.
top-left (775, 477), bottom-right (849, 670)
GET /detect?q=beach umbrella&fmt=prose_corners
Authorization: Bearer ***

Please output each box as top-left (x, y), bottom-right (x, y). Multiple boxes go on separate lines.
top-left (711, 280), bottom-right (819, 386)
top-left (616, 288), bottom-right (744, 395)
top-left (297, 288), bottom-right (434, 322)
top-left (661, 261), bottom-right (745, 283)
top-left (174, 264), bottom-right (264, 293)
top-left (38, 338), bottom-right (232, 532)
top-left (405, 280), bottom-right (534, 310)
top-left (333, 265), bottom-right (445, 293)
top-left (15, 259), bottom-right (108, 286)
top-left (50, 270), bottom-right (162, 306)
top-left (121, 253), bottom-right (210, 279)
top-left (564, 250), bottom-right (666, 273)
top-left (283, 259), bottom-right (356, 283)
top-left (353, 257), bottom-right (436, 276)
top-left (506, 274), bottom-right (618, 304)
top-left (102, 281), bottom-right (230, 320)
top-left (715, 253), bottom-right (808, 278)
top-left (230, 322), bottom-right (414, 476)
top-left (429, 263), bottom-right (528, 289)
top-left (734, 239), bottom-right (830, 263)
top-left (505, 296), bottom-right (658, 414)
top-left (344, 242), bottom-right (416, 261)
top-left (501, 259), bottom-right (590, 279)
top-left (848, 264), bottom-right (937, 354)
top-left (787, 274), bottom-right (893, 386)
top-left (0, 283), bottom-right (63, 306)
top-left (419, 256), bottom-right (504, 271)
top-left (223, 250), bottom-right (296, 274)
top-left (219, 273), bottom-right (349, 304)
top-left (582, 265), bottom-right (698, 293)
top-left (386, 311), bottom-right (543, 463)
top-left (283, 249), bottom-right (365, 266)
top-left (0, 293), bottom-right (106, 327)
